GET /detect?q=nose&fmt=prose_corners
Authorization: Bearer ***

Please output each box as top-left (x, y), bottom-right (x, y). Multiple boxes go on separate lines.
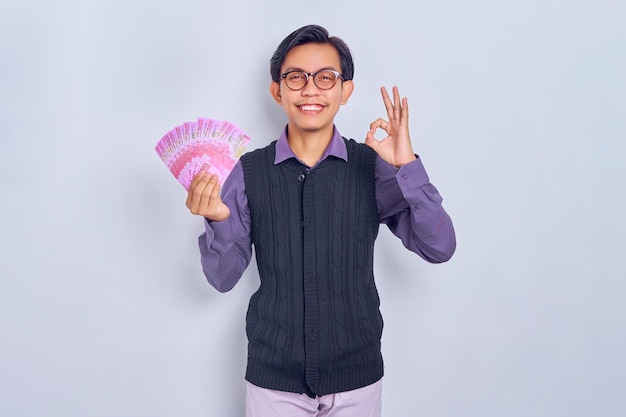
top-left (301, 73), bottom-right (320, 96)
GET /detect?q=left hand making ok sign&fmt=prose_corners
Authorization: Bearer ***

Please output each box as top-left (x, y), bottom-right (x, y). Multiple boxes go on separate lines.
top-left (365, 86), bottom-right (417, 167)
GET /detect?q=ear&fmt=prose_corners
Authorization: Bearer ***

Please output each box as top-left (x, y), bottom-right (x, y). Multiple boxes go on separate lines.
top-left (340, 80), bottom-right (354, 105)
top-left (270, 81), bottom-right (282, 104)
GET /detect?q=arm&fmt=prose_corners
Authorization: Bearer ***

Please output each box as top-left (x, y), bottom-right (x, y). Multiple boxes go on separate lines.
top-left (187, 162), bottom-right (253, 292)
top-left (367, 86), bottom-right (456, 262)
top-left (376, 157), bottom-right (456, 263)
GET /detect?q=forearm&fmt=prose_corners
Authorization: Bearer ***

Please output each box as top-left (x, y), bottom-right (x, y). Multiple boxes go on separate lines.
top-left (390, 182), bottom-right (456, 263)
top-left (199, 218), bottom-right (253, 292)
top-left (196, 161), bottom-right (253, 292)
top-left (378, 157), bottom-right (456, 263)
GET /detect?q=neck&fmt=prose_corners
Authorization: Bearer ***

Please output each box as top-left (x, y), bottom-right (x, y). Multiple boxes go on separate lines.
top-left (286, 124), bottom-right (334, 167)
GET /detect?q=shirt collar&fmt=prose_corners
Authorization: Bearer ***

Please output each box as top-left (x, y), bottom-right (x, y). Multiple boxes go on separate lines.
top-left (274, 125), bottom-right (348, 166)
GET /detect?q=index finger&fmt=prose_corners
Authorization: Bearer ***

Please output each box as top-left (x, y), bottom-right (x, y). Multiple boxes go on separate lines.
top-left (188, 170), bottom-right (209, 191)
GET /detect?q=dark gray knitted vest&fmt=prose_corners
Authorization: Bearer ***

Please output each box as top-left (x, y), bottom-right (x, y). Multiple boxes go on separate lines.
top-left (241, 138), bottom-right (383, 397)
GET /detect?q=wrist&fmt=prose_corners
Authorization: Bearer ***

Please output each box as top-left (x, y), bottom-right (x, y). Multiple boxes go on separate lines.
top-left (394, 154), bottom-right (417, 168)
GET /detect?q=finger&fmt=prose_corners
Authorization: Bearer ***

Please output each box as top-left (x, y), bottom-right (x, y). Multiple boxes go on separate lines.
top-left (380, 87), bottom-right (394, 120)
top-left (189, 169), bottom-right (208, 190)
top-left (369, 118), bottom-right (390, 134)
top-left (364, 130), bottom-right (380, 150)
top-left (187, 171), bottom-right (208, 205)
top-left (401, 96), bottom-right (409, 126)
top-left (199, 175), bottom-right (221, 211)
top-left (392, 86), bottom-right (401, 121)
top-left (186, 171), bottom-right (208, 209)
top-left (210, 177), bottom-right (221, 201)
top-left (189, 175), bottom-right (214, 213)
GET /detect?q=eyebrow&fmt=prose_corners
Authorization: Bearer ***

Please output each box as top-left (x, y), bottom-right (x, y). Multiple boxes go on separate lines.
top-left (282, 66), bottom-right (339, 73)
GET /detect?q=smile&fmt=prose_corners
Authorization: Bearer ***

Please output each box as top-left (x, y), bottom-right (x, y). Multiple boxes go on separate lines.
top-left (299, 104), bottom-right (324, 112)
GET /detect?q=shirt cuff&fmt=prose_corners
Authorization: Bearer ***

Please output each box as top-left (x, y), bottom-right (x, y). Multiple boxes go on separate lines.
top-left (205, 216), bottom-right (237, 249)
top-left (396, 157), bottom-right (430, 193)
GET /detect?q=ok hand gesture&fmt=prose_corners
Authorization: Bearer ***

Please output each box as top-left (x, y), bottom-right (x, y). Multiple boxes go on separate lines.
top-left (365, 86), bottom-right (417, 167)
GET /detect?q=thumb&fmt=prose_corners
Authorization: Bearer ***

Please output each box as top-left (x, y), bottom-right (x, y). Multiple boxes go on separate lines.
top-left (364, 131), bottom-right (380, 151)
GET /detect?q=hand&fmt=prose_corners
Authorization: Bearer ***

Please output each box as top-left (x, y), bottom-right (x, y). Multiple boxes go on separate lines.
top-left (365, 86), bottom-right (417, 167)
top-left (185, 171), bottom-right (230, 221)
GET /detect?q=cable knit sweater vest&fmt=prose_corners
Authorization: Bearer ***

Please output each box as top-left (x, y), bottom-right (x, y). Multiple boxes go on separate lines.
top-left (241, 137), bottom-right (383, 397)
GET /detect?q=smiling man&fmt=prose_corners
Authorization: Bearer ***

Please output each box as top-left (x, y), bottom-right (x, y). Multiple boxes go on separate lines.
top-left (186, 25), bottom-right (456, 417)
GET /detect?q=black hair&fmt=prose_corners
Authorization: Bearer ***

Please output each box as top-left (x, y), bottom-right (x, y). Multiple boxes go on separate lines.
top-left (269, 25), bottom-right (354, 82)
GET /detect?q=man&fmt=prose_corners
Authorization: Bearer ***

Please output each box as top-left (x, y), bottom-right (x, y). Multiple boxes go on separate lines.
top-left (186, 24), bottom-right (456, 417)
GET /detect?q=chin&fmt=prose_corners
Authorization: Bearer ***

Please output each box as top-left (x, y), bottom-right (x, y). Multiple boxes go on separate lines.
top-left (295, 120), bottom-right (331, 133)
top-left (301, 125), bottom-right (323, 132)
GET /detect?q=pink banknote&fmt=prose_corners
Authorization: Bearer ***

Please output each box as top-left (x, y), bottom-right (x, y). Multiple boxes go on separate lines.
top-left (155, 118), bottom-right (250, 190)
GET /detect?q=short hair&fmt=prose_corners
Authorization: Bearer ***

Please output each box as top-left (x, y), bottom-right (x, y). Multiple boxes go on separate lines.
top-left (270, 25), bottom-right (354, 82)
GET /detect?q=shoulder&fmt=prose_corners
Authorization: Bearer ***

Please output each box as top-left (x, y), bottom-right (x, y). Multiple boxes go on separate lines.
top-left (242, 140), bottom-right (276, 157)
top-left (342, 137), bottom-right (377, 168)
top-left (241, 140), bottom-right (277, 164)
top-left (343, 137), bottom-right (377, 155)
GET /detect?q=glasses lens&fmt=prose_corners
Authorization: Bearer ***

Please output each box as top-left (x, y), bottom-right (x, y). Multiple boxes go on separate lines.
top-left (285, 72), bottom-right (307, 90)
top-left (314, 71), bottom-right (338, 89)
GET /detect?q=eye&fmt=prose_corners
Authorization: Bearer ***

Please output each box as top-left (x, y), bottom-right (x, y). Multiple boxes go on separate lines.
top-left (317, 71), bottom-right (335, 82)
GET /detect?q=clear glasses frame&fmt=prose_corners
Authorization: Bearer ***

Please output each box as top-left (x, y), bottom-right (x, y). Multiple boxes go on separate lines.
top-left (279, 70), bottom-right (344, 91)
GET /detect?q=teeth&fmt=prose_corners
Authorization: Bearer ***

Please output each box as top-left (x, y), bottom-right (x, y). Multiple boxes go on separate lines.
top-left (300, 105), bottom-right (322, 111)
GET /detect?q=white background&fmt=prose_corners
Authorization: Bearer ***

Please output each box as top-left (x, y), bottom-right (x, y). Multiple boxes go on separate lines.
top-left (1, 1), bottom-right (625, 416)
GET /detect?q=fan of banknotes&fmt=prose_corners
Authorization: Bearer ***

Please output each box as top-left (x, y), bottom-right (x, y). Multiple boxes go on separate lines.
top-left (155, 118), bottom-right (250, 190)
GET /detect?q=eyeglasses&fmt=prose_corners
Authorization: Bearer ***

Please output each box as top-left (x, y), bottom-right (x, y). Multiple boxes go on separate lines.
top-left (279, 70), bottom-right (344, 91)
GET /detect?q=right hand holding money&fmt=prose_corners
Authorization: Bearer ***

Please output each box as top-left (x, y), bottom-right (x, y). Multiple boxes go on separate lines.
top-left (186, 171), bottom-right (231, 222)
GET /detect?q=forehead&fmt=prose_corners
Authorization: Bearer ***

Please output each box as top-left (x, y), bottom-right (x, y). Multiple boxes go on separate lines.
top-left (281, 43), bottom-right (341, 72)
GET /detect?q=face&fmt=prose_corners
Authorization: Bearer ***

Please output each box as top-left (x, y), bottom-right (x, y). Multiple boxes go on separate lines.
top-left (270, 42), bottom-right (354, 137)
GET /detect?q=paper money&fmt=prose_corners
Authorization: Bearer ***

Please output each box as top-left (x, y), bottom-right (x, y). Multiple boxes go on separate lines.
top-left (155, 118), bottom-right (250, 190)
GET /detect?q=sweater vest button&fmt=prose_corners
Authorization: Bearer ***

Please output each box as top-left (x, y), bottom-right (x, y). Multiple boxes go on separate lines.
top-left (297, 173), bottom-right (306, 182)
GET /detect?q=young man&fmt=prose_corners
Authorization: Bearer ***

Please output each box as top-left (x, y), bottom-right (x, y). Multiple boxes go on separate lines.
top-left (186, 25), bottom-right (456, 417)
